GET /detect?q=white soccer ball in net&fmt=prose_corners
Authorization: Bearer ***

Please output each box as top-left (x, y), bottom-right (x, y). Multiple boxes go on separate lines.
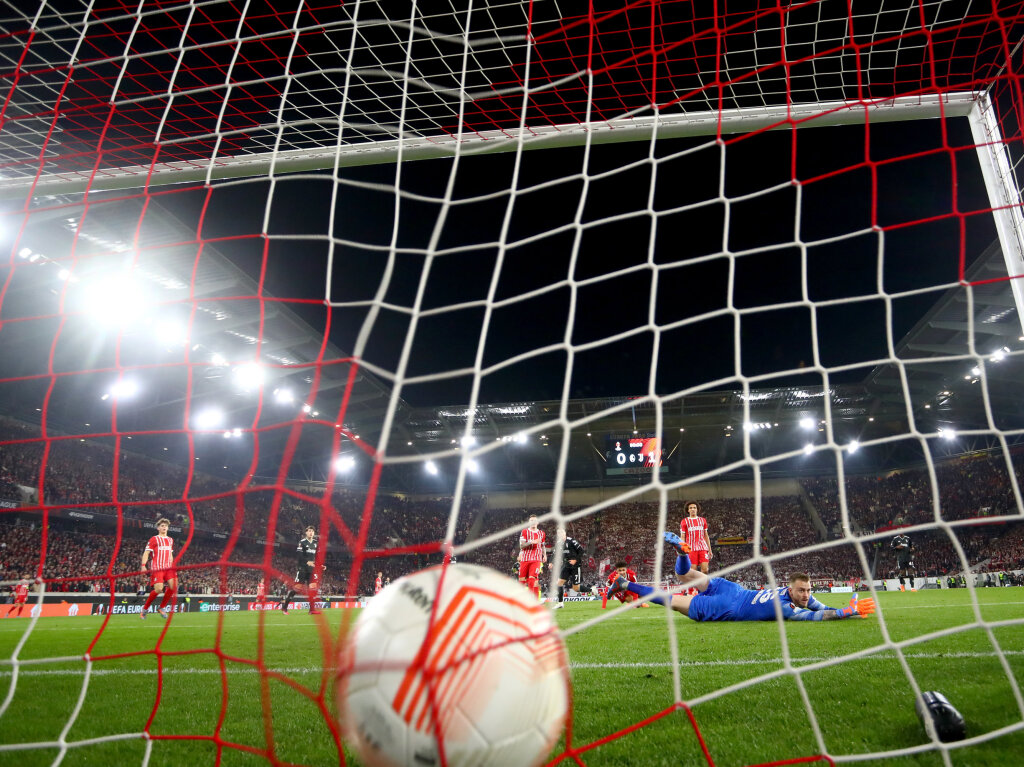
top-left (338, 563), bottom-right (569, 767)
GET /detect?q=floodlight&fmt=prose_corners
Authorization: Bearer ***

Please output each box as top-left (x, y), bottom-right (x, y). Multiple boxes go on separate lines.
top-left (194, 408), bottom-right (225, 430)
top-left (211, 353), bottom-right (227, 366)
top-left (302, 404), bottom-right (312, 413)
top-left (80, 272), bottom-right (149, 327)
top-left (57, 269), bottom-right (71, 281)
top-left (155, 321), bottom-right (188, 347)
top-left (803, 443), bottom-right (814, 455)
top-left (848, 440), bottom-right (860, 454)
top-left (990, 350), bottom-right (1006, 362)
top-left (232, 427), bottom-right (242, 437)
top-left (939, 428), bottom-right (956, 440)
top-left (108, 379), bottom-right (139, 400)
top-left (333, 456), bottom-right (356, 473)
top-left (18, 247), bottom-right (31, 259)
top-left (970, 366), bottom-right (981, 376)
top-left (273, 388), bottom-right (294, 404)
top-left (466, 459), bottom-right (479, 473)
top-left (461, 435), bottom-right (476, 447)
top-left (425, 460), bottom-right (439, 475)
top-left (743, 422), bottom-right (753, 432)
top-left (514, 433), bottom-right (526, 444)
top-left (799, 417), bottom-right (815, 430)
top-left (233, 362), bottom-right (265, 391)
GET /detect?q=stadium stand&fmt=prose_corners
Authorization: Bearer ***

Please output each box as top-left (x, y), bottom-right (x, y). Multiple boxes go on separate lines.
top-left (2, 417), bottom-right (1023, 595)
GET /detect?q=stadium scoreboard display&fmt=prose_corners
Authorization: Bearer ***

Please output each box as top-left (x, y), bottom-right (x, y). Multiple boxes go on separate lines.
top-left (605, 436), bottom-right (666, 475)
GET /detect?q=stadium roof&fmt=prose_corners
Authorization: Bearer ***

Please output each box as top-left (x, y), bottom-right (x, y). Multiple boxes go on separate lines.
top-left (3, 195), bottom-right (1020, 493)
top-left (0, 194), bottom-right (397, 481)
top-left (389, 244), bottom-right (1024, 490)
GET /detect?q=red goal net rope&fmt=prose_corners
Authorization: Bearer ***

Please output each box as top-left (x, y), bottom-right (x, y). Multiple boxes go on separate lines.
top-left (1, 2), bottom-right (1023, 766)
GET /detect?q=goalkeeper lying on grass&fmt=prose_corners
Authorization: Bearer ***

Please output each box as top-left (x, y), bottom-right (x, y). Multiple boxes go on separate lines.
top-left (606, 533), bottom-right (876, 622)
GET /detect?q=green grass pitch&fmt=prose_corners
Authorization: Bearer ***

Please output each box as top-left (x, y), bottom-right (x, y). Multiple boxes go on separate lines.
top-left (2, 588), bottom-right (1023, 766)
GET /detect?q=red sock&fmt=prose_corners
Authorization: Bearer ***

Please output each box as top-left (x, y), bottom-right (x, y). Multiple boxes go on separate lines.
top-left (143, 591), bottom-right (158, 611)
top-left (159, 588), bottom-right (175, 610)
top-left (526, 576), bottom-right (537, 594)
top-left (307, 584), bottom-right (318, 608)
top-left (16, 605), bottom-right (24, 617)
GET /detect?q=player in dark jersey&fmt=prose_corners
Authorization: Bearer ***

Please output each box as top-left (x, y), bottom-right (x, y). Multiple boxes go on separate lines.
top-left (553, 526), bottom-right (586, 610)
top-left (890, 533), bottom-right (916, 591)
top-left (280, 526), bottom-right (323, 615)
top-left (606, 533), bottom-right (876, 622)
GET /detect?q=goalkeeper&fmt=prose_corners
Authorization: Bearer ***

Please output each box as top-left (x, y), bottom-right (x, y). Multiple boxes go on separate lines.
top-left (607, 533), bottom-right (875, 622)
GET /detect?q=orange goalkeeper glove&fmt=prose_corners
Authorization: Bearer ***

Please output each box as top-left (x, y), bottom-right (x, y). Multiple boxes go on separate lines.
top-left (838, 596), bottom-right (876, 618)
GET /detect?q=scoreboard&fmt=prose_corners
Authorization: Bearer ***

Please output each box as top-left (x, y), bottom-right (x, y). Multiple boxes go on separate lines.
top-left (605, 436), bottom-right (666, 475)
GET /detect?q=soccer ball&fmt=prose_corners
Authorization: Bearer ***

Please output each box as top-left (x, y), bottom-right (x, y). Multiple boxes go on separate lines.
top-left (337, 563), bottom-right (569, 767)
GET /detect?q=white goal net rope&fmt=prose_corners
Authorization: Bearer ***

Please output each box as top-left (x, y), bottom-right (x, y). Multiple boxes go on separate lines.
top-left (1, 1), bottom-right (1023, 765)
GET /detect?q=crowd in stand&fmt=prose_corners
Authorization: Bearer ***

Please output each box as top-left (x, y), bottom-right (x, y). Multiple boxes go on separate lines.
top-left (802, 451), bottom-right (1024, 535)
top-left (2, 416), bottom-right (1023, 597)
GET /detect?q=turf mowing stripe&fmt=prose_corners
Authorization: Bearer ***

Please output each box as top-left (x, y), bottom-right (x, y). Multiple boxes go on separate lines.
top-left (2, 649), bottom-right (1023, 676)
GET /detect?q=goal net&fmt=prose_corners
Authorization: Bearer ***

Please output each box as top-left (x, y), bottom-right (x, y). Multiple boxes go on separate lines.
top-left (1, 1), bottom-right (1023, 765)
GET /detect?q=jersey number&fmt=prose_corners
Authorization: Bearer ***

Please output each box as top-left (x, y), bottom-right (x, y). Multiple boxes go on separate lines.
top-left (751, 590), bottom-right (778, 605)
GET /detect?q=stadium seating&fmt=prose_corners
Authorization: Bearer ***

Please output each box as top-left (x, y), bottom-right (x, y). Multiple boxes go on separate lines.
top-left (2, 417), bottom-right (1022, 594)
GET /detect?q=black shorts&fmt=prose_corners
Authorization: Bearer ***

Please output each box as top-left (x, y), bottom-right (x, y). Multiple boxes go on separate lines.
top-left (559, 563), bottom-right (582, 587)
top-left (897, 557), bottom-right (914, 570)
top-left (295, 566), bottom-right (314, 584)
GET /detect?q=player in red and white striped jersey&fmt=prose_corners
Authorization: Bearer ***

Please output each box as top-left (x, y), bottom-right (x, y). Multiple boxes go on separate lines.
top-left (602, 563), bottom-right (650, 608)
top-left (5, 576), bottom-right (31, 618)
top-left (140, 518), bottom-right (177, 620)
top-left (374, 572), bottom-right (383, 595)
top-left (603, 563), bottom-right (636, 607)
top-left (518, 514), bottom-right (547, 597)
top-left (681, 502), bottom-right (712, 575)
top-left (255, 578), bottom-right (266, 605)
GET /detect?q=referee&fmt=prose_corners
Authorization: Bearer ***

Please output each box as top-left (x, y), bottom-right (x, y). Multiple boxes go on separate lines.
top-left (554, 526), bottom-right (586, 610)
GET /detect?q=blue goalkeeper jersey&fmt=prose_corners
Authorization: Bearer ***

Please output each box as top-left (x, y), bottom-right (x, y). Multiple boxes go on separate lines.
top-left (688, 578), bottom-right (836, 622)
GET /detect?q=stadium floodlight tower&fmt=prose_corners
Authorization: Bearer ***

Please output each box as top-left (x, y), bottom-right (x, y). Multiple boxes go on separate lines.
top-left (1, 3), bottom-right (1024, 766)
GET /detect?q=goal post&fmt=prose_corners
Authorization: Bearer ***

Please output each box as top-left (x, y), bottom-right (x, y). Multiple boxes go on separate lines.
top-left (968, 90), bottom-right (1024, 336)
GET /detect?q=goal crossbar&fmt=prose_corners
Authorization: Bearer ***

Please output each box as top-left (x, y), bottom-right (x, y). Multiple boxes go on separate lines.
top-left (0, 92), bottom-right (979, 200)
